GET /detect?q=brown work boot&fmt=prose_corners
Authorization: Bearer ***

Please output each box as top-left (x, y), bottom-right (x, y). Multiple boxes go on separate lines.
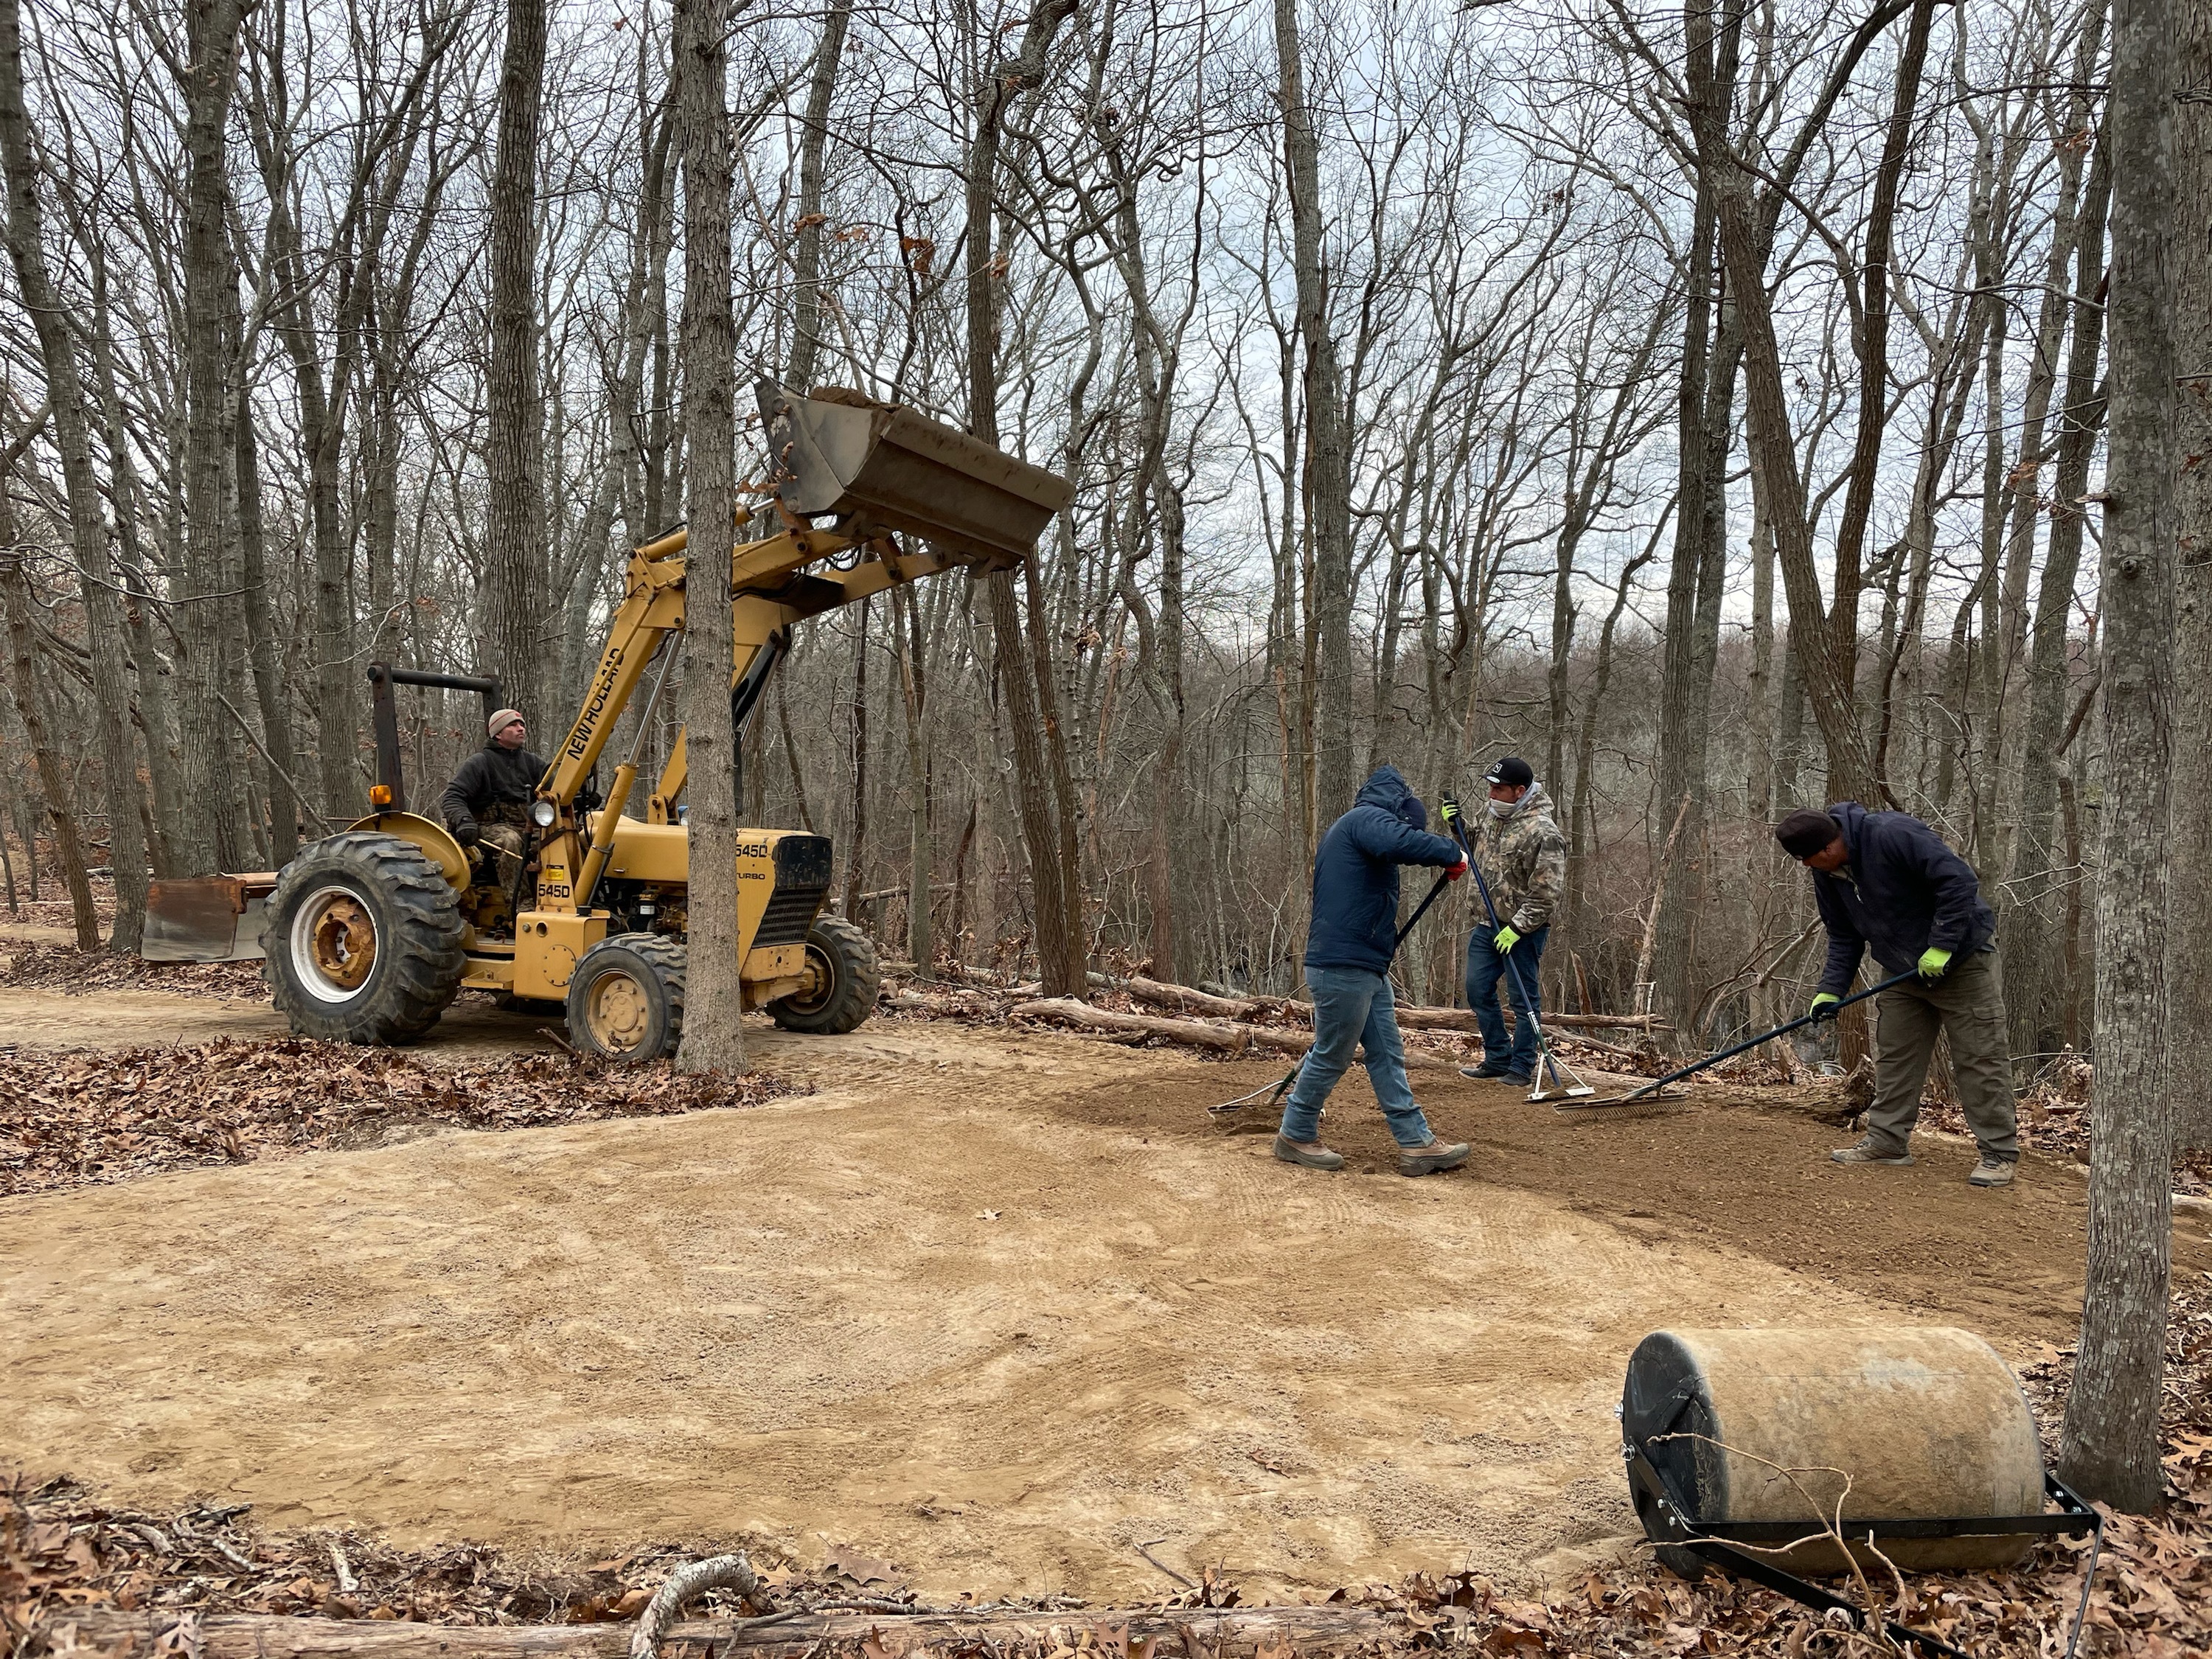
top-left (1968, 1157), bottom-right (2017, 1188)
top-left (1397, 1139), bottom-right (1471, 1178)
top-left (1273, 1135), bottom-right (1345, 1171)
top-left (1830, 1137), bottom-right (1913, 1166)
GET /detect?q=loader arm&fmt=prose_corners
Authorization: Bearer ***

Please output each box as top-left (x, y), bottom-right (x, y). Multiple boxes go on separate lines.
top-left (531, 383), bottom-right (1071, 917)
top-left (533, 524), bottom-right (990, 889)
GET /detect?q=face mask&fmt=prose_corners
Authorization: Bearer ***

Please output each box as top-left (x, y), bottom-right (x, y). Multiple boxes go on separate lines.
top-left (1488, 799), bottom-right (1514, 819)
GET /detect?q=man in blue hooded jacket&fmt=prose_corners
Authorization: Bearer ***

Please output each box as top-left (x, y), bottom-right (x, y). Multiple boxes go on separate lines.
top-left (1775, 804), bottom-right (2017, 1186)
top-left (1276, 765), bottom-right (1473, 1177)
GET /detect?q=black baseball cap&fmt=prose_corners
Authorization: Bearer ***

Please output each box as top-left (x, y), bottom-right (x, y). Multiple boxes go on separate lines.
top-left (1485, 756), bottom-right (1534, 789)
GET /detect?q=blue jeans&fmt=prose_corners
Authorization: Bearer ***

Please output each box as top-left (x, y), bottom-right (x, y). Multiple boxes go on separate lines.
top-left (1279, 965), bottom-right (1435, 1147)
top-left (1466, 923), bottom-right (1549, 1075)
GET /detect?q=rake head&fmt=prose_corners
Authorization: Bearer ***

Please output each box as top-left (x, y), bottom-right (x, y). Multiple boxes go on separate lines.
top-left (1524, 1049), bottom-right (1598, 1103)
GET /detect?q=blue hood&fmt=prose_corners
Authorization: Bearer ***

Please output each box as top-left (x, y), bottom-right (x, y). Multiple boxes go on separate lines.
top-left (1303, 766), bottom-right (1464, 975)
top-left (1356, 764), bottom-right (1430, 832)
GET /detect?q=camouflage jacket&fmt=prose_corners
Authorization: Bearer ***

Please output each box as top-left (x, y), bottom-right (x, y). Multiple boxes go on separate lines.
top-left (1467, 782), bottom-right (1567, 933)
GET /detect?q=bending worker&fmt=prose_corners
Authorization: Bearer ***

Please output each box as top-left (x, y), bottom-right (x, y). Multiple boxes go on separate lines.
top-left (1451, 756), bottom-right (1566, 1088)
top-left (1775, 804), bottom-right (2018, 1188)
top-left (1276, 764), bottom-right (1473, 1178)
top-left (441, 707), bottom-right (549, 880)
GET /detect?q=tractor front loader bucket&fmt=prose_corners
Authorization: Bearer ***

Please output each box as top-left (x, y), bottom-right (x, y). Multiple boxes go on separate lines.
top-left (143, 873), bottom-right (277, 962)
top-left (758, 383), bottom-right (1075, 566)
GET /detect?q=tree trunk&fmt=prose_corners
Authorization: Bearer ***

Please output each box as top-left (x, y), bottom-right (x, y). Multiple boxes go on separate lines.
top-left (171, 0), bottom-right (254, 882)
top-left (671, 0), bottom-right (744, 1076)
top-left (1272, 0), bottom-right (1354, 821)
top-left (484, 0), bottom-right (550, 719)
top-left (888, 580), bottom-right (932, 973)
top-left (2008, 130), bottom-right (2113, 1062)
top-left (0, 506), bottom-right (98, 947)
top-left (2058, 0), bottom-right (2177, 1514)
top-left (233, 391), bottom-right (300, 858)
top-left (841, 597), bottom-right (870, 920)
top-left (787, 0), bottom-right (853, 391)
top-left (84, 249), bottom-right (183, 877)
top-left (963, 0), bottom-right (1081, 995)
top-left (2168, 0), bottom-right (2211, 1150)
top-left (0, 0), bottom-right (153, 947)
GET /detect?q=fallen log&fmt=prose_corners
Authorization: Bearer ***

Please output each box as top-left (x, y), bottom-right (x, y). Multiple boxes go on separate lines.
top-left (1124, 976), bottom-right (1260, 1019)
top-left (1009, 999), bottom-right (1455, 1070)
top-left (1385, 1005), bottom-right (1666, 1034)
top-left (48, 1607), bottom-right (1413, 1659)
top-left (1012, 998), bottom-right (1245, 1052)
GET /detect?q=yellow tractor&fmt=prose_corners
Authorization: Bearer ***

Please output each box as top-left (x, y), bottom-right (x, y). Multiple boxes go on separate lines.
top-left (145, 386), bottom-right (1071, 1061)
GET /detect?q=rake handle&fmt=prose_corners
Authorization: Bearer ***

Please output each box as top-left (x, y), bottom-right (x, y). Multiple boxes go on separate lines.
top-left (1616, 967), bottom-right (1921, 1102)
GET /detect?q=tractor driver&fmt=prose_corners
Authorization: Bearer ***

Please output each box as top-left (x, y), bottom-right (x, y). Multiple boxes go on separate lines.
top-left (442, 708), bottom-right (549, 881)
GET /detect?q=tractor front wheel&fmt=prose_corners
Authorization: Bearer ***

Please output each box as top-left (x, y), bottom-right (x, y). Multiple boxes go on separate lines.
top-left (566, 933), bottom-right (686, 1062)
top-left (767, 916), bottom-right (880, 1034)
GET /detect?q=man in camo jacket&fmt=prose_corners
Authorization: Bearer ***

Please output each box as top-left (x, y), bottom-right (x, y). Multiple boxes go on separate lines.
top-left (1446, 756), bottom-right (1567, 1087)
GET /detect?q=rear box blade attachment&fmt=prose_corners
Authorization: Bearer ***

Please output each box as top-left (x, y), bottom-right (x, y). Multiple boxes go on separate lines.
top-left (142, 874), bottom-right (276, 963)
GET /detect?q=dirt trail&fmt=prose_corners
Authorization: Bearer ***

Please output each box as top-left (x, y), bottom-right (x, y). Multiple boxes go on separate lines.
top-left (3, 1000), bottom-right (2203, 1606)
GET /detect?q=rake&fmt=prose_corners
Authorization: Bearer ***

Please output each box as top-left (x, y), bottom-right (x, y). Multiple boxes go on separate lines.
top-left (1557, 967), bottom-right (1919, 1111)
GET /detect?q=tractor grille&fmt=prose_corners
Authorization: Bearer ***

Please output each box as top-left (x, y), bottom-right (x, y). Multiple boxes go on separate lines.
top-left (757, 835), bottom-right (833, 947)
top-left (755, 883), bottom-right (828, 947)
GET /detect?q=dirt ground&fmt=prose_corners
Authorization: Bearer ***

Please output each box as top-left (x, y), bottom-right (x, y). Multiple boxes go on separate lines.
top-left (3, 959), bottom-right (2207, 1607)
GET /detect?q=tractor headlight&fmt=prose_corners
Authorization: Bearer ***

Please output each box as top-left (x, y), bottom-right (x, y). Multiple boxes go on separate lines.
top-left (530, 799), bottom-right (558, 829)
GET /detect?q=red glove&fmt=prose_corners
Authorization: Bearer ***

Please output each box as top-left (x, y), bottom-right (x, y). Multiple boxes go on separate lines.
top-left (1445, 858), bottom-right (1468, 883)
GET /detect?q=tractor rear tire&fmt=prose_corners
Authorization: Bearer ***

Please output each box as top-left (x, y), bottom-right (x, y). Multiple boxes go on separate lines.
top-left (768, 916), bottom-right (879, 1034)
top-left (566, 933), bottom-right (686, 1062)
top-left (263, 832), bottom-right (467, 1044)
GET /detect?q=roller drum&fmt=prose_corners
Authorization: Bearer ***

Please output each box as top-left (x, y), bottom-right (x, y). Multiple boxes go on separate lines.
top-left (1621, 1326), bottom-right (2045, 1574)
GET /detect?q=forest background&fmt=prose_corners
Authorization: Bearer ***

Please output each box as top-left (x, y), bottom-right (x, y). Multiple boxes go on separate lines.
top-left (0, 0), bottom-right (2196, 1113)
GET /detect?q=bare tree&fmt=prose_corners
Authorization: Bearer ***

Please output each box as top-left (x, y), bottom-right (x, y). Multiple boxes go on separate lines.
top-left (0, 0), bottom-right (150, 947)
top-left (484, 0), bottom-right (550, 715)
top-left (2170, 0), bottom-right (2211, 1150)
top-left (2058, 0), bottom-right (2177, 1514)
top-left (672, 0), bottom-right (743, 1074)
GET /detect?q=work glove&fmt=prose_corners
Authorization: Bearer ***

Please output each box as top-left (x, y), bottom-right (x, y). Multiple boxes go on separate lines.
top-left (1444, 857), bottom-right (1468, 883)
top-left (453, 821), bottom-right (481, 848)
top-left (1918, 947), bottom-right (1952, 981)
top-left (1439, 795), bottom-right (1461, 825)
top-left (1493, 924), bottom-right (1522, 955)
top-left (1809, 992), bottom-right (1841, 1023)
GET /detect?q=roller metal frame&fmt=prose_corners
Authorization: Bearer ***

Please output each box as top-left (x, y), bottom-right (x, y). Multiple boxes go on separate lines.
top-left (1623, 1439), bottom-right (2101, 1658)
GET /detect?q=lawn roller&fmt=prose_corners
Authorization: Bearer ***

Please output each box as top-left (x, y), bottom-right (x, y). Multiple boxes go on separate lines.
top-left (1439, 799), bottom-right (1596, 1102)
top-left (1621, 1325), bottom-right (2101, 1658)
top-left (1206, 860), bottom-right (1459, 1117)
top-left (1556, 967), bottom-right (1919, 1111)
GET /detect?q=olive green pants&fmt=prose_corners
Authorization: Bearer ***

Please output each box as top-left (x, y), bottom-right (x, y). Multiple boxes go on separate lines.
top-left (1865, 947), bottom-right (2018, 1162)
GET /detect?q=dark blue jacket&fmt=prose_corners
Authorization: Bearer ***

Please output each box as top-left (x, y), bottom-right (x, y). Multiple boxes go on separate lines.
top-left (1813, 801), bottom-right (1997, 993)
top-left (1304, 766), bottom-right (1464, 974)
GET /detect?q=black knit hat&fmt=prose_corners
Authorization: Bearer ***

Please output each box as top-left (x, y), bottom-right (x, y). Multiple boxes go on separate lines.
top-left (1775, 808), bottom-right (1843, 860)
top-left (1485, 755), bottom-right (1534, 789)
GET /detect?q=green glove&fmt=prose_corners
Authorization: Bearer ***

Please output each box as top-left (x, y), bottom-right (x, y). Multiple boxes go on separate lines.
top-left (1918, 947), bottom-right (1953, 981)
top-left (1493, 924), bottom-right (1522, 955)
top-left (1809, 992), bottom-right (1841, 1022)
top-left (1439, 796), bottom-right (1461, 826)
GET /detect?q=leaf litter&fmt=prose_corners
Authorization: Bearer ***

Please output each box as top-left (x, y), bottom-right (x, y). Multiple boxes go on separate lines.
top-left (0, 1037), bottom-right (803, 1197)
